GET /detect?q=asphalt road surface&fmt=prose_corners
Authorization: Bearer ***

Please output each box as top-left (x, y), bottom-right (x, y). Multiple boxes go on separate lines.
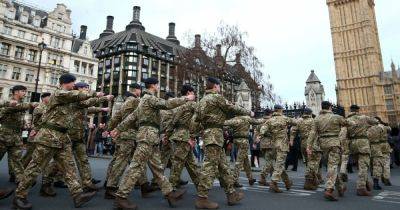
top-left (1, 156), bottom-right (400, 210)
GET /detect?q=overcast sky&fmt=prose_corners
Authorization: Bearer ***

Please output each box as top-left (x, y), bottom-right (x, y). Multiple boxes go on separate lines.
top-left (33, 0), bottom-right (400, 103)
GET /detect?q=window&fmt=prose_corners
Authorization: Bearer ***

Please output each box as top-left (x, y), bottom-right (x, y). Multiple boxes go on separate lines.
top-left (30, 34), bottom-right (38, 42)
top-left (33, 18), bottom-right (40, 27)
top-left (56, 24), bottom-right (62, 32)
top-left (0, 87), bottom-right (3, 99)
top-left (385, 99), bottom-right (394, 111)
top-left (25, 70), bottom-right (34, 82)
top-left (17, 30), bottom-right (25, 39)
top-left (24, 91), bottom-right (32, 102)
top-left (384, 85), bottom-right (394, 95)
top-left (0, 64), bottom-right (7, 78)
top-left (89, 64), bottom-right (94, 75)
top-left (2, 26), bottom-right (12, 35)
top-left (82, 63), bottom-right (87, 74)
top-left (14, 46), bottom-right (24, 59)
top-left (47, 53), bottom-right (63, 66)
top-left (50, 73), bottom-right (58, 85)
top-left (84, 46), bottom-right (88, 55)
top-left (12, 67), bottom-right (21, 80)
top-left (51, 37), bottom-right (60, 48)
top-left (74, 60), bottom-right (80, 72)
top-left (27, 50), bottom-right (37, 62)
top-left (0, 43), bottom-right (10, 55)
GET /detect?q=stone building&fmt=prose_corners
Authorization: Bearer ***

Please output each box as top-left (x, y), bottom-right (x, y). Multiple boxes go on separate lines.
top-left (327, 0), bottom-right (400, 124)
top-left (304, 70), bottom-right (325, 115)
top-left (0, 0), bottom-right (97, 102)
top-left (91, 5), bottom-right (260, 110)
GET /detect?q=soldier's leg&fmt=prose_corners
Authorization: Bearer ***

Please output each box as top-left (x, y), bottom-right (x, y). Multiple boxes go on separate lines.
top-left (7, 150), bottom-right (15, 179)
top-left (271, 150), bottom-right (287, 182)
top-left (170, 141), bottom-right (190, 188)
top-left (41, 160), bottom-right (57, 185)
top-left (161, 142), bottom-right (173, 169)
top-left (339, 154), bottom-right (349, 174)
top-left (15, 145), bottom-right (55, 198)
top-left (241, 143), bottom-right (253, 181)
top-left (216, 147), bottom-right (235, 195)
top-left (105, 144), bottom-right (120, 183)
top-left (147, 145), bottom-right (174, 195)
top-left (107, 142), bottom-right (135, 188)
top-left (324, 147), bottom-right (340, 190)
top-left (8, 145), bottom-right (24, 183)
top-left (72, 142), bottom-right (93, 188)
top-left (356, 153), bottom-right (370, 189)
top-left (197, 145), bottom-right (219, 198)
top-left (185, 149), bottom-right (200, 187)
top-left (23, 142), bottom-right (35, 168)
top-left (115, 143), bottom-right (152, 199)
top-left (234, 142), bottom-right (252, 182)
top-left (54, 145), bottom-right (84, 197)
top-left (383, 154), bottom-right (391, 180)
top-left (372, 157), bottom-right (384, 180)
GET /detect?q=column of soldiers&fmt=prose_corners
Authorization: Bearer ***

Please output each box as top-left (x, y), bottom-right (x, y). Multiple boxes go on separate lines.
top-left (0, 73), bottom-right (395, 209)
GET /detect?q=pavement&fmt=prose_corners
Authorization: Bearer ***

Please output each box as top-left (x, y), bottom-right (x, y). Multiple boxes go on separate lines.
top-left (1, 156), bottom-right (400, 210)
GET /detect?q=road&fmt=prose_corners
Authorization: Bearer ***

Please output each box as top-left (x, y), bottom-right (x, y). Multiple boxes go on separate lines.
top-left (1, 156), bottom-right (400, 210)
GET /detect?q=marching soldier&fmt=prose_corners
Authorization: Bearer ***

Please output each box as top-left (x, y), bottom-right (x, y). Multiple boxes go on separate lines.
top-left (367, 117), bottom-right (391, 190)
top-left (160, 92), bottom-right (176, 170)
top-left (111, 77), bottom-right (193, 210)
top-left (258, 108), bottom-right (274, 186)
top-left (105, 83), bottom-right (155, 199)
top-left (307, 101), bottom-right (349, 201)
top-left (13, 74), bottom-right (101, 209)
top-left (168, 84), bottom-right (200, 189)
top-left (191, 77), bottom-right (251, 209)
top-left (224, 114), bottom-right (262, 187)
top-left (260, 105), bottom-right (296, 193)
top-left (347, 105), bottom-right (378, 196)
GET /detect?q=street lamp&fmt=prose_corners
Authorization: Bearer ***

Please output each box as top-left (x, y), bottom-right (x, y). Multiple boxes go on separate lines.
top-left (31, 41), bottom-right (47, 102)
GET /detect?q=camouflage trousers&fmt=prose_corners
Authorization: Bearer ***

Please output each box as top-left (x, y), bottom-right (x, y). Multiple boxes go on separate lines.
top-left (372, 156), bottom-right (388, 179)
top-left (197, 144), bottom-right (235, 198)
top-left (115, 142), bottom-right (173, 198)
top-left (15, 144), bottom-right (83, 198)
top-left (356, 154), bottom-right (370, 189)
top-left (72, 141), bottom-right (93, 188)
top-left (305, 151), bottom-right (322, 180)
top-left (261, 148), bottom-right (275, 178)
top-left (339, 154), bottom-right (349, 174)
top-left (169, 141), bottom-right (199, 188)
top-left (271, 150), bottom-right (290, 182)
top-left (161, 141), bottom-right (174, 169)
top-left (107, 140), bottom-right (148, 188)
top-left (23, 142), bottom-right (35, 168)
top-left (0, 142), bottom-right (24, 182)
top-left (383, 154), bottom-right (391, 179)
top-left (322, 146), bottom-right (344, 190)
top-left (105, 144), bottom-right (120, 183)
top-left (233, 140), bottom-right (253, 182)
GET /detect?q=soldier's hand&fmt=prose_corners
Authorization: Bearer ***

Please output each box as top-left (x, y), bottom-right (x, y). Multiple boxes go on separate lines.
top-left (101, 107), bottom-right (110, 112)
top-left (106, 95), bottom-right (114, 101)
top-left (102, 131), bottom-right (109, 137)
top-left (9, 100), bottom-right (18, 107)
top-left (96, 92), bottom-right (105, 97)
top-left (185, 94), bottom-right (195, 101)
top-left (188, 138), bottom-right (196, 149)
top-left (31, 102), bottom-right (39, 108)
top-left (29, 130), bottom-right (37, 137)
top-left (110, 129), bottom-right (119, 138)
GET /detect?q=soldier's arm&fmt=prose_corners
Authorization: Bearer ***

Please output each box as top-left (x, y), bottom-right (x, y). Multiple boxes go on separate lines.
top-left (108, 99), bottom-right (135, 130)
top-left (218, 95), bottom-right (250, 117)
top-left (152, 97), bottom-right (187, 110)
top-left (306, 121), bottom-right (317, 150)
top-left (339, 127), bottom-right (349, 155)
top-left (2, 102), bottom-right (36, 113)
top-left (79, 96), bottom-right (108, 108)
top-left (87, 107), bottom-right (104, 114)
top-left (56, 90), bottom-right (96, 104)
top-left (115, 110), bottom-right (138, 132)
top-left (223, 118), bottom-right (240, 127)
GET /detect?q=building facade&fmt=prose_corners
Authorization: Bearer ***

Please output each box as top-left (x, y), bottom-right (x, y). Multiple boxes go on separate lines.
top-left (304, 70), bottom-right (325, 115)
top-left (91, 5), bottom-right (261, 111)
top-left (327, 0), bottom-right (400, 124)
top-left (0, 0), bottom-right (97, 103)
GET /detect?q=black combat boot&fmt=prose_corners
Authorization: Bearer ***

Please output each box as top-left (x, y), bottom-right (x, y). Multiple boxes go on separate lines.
top-left (233, 182), bottom-right (243, 188)
top-left (104, 187), bottom-right (117, 199)
top-left (13, 197), bottom-right (33, 210)
top-left (91, 178), bottom-right (101, 185)
top-left (53, 181), bottom-right (68, 188)
top-left (373, 178), bottom-right (382, 190)
top-left (140, 182), bottom-right (157, 198)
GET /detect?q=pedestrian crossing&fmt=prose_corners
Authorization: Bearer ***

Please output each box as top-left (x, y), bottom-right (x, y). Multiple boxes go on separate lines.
top-left (373, 191), bottom-right (400, 204)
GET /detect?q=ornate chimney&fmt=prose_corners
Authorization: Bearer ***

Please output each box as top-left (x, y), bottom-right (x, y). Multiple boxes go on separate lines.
top-left (194, 34), bottom-right (201, 48)
top-left (79, 25), bottom-right (87, 40)
top-left (126, 6), bottom-right (145, 31)
top-left (166, 22), bottom-right (180, 45)
top-left (99, 16), bottom-right (115, 38)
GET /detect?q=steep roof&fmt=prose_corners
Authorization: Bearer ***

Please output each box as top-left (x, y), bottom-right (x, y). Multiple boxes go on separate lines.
top-left (306, 70), bottom-right (321, 83)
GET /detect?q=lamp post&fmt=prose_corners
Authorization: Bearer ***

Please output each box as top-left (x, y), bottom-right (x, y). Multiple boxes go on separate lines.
top-left (31, 41), bottom-right (47, 102)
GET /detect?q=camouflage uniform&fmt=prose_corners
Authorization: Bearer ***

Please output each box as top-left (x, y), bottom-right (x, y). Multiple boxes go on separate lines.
top-left (191, 89), bottom-right (250, 198)
top-left (15, 89), bottom-right (96, 199)
top-left (114, 89), bottom-right (187, 198)
top-left (107, 95), bottom-right (148, 188)
top-left (291, 115), bottom-right (322, 184)
top-left (347, 112), bottom-right (378, 189)
top-left (168, 101), bottom-right (200, 188)
top-left (260, 112), bottom-right (296, 184)
top-left (381, 141), bottom-right (392, 180)
top-left (0, 101), bottom-right (34, 182)
top-left (308, 110), bottom-right (349, 191)
top-left (160, 109), bottom-right (174, 169)
top-left (367, 124), bottom-right (391, 180)
top-left (224, 116), bottom-right (262, 183)
top-left (258, 116), bottom-right (275, 180)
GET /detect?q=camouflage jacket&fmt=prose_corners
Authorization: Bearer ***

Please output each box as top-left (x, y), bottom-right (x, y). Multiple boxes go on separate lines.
top-left (30, 102), bottom-right (49, 143)
top-left (367, 124), bottom-right (391, 157)
top-left (68, 96), bottom-right (108, 141)
top-left (168, 101), bottom-right (196, 142)
top-left (308, 110), bottom-right (349, 151)
top-left (260, 112), bottom-right (297, 152)
top-left (160, 108), bottom-right (174, 136)
top-left (0, 100), bottom-right (35, 146)
top-left (191, 90), bottom-right (250, 147)
top-left (34, 88), bottom-right (96, 148)
top-left (116, 89), bottom-right (187, 145)
top-left (224, 115), bottom-right (263, 144)
top-left (290, 115), bottom-right (314, 149)
top-left (108, 95), bottom-right (140, 143)
top-left (257, 116), bottom-right (274, 149)
top-left (347, 112), bottom-right (378, 154)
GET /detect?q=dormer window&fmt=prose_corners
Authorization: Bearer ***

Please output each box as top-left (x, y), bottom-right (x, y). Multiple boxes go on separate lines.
top-left (31, 11), bottom-right (36, 17)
